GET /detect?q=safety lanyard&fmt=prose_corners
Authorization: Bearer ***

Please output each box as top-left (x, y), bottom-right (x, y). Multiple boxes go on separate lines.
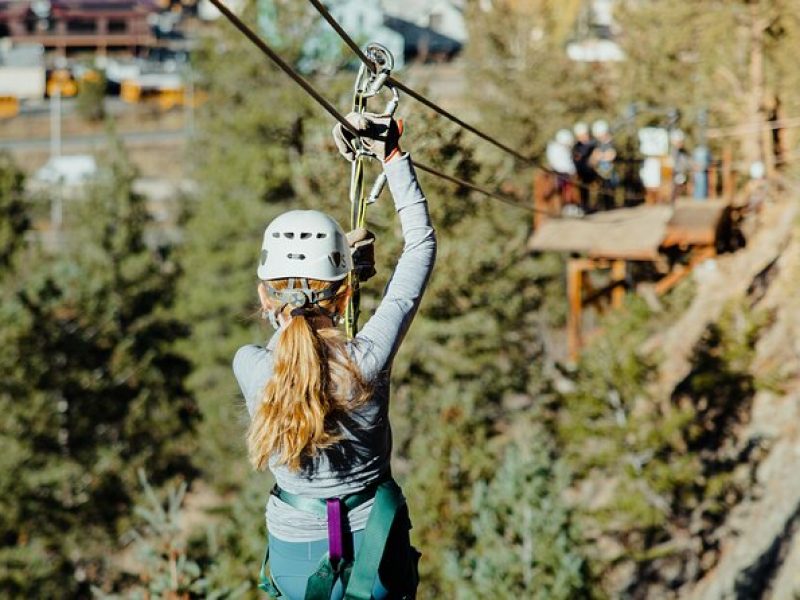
top-left (344, 43), bottom-right (399, 338)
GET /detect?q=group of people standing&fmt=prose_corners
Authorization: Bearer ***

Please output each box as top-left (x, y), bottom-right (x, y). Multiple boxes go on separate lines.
top-left (546, 120), bottom-right (713, 214)
top-left (546, 119), bottom-right (619, 215)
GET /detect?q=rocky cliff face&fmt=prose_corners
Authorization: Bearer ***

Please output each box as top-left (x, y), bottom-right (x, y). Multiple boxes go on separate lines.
top-left (644, 196), bottom-right (800, 600)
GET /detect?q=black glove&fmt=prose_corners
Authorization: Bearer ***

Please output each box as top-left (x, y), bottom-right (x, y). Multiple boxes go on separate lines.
top-left (346, 228), bottom-right (377, 282)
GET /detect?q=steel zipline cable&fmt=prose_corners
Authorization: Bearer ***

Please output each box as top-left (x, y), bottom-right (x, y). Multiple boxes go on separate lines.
top-left (305, 0), bottom-right (638, 204)
top-left (412, 162), bottom-right (533, 210)
top-left (206, 0), bottom-right (570, 217)
top-left (306, 0), bottom-right (537, 166)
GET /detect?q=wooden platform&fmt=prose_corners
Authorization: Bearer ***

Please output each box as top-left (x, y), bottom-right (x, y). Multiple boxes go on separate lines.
top-left (529, 200), bottom-right (728, 259)
top-left (662, 200), bottom-right (730, 248)
top-left (529, 199), bottom-right (730, 360)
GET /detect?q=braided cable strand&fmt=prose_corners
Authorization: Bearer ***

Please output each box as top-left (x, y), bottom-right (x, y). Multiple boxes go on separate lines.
top-left (208, 0), bottom-right (568, 217)
top-left (208, 0), bottom-right (358, 136)
top-left (306, 0), bottom-right (536, 165)
top-left (305, 0), bottom-right (647, 204)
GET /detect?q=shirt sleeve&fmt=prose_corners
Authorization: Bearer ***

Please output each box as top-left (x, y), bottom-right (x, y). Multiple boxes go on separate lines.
top-left (233, 334), bottom-right (279, 417)
top-left (352, 153), bottom-right (437, 381)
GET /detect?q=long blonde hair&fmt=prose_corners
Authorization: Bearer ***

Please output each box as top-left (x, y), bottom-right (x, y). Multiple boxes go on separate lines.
top-left (247, 278), bottom-right (372, 472)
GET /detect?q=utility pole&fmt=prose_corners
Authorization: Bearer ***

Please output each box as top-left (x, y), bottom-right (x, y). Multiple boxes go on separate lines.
top-left (50, 87), bottom-right (61, 160)
top-left (694, 108), bottom-right (710, 200)
top-left (50, 85), bottom-right (63, 232)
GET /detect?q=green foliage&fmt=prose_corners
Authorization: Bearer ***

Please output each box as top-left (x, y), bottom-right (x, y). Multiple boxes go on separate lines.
top-left (181, 475), bottom-right (270, 595)
top-left (0, 143), bottom-right (197, 596)
top-left (557, 291), bottom-right (767, 595)
top-left (464, 0), bottom-right (616, 174)
top-left (448, 435), bottom-right (591, 599)
top-left (616, 0), bottom-right (800, 161)
top-left (0, 151), bottom-right (28, 272)
top-left (180, 2), bottom-right (573, 595)
top-left (77, 70), bottom-right (108, 122)
top-left (94, 470), bottom-right (249, 599)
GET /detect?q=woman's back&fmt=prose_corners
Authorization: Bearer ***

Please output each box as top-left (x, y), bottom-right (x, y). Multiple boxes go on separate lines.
top-left (233, 153), bottom-right (436, 541)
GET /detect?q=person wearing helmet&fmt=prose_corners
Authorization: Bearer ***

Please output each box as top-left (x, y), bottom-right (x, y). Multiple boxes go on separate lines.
top-left (233, 112), bottom-right (435, 600)
top-left (589, 119), bottom-right (617, 210)
top-left (571, 121), bottom-right (597, 211)
top-left (546, 128), bottom-right (580, 213)
top-left (669, 129), bottom-right (691, 203)
top-left (747, 160), bottom-right (768, 214)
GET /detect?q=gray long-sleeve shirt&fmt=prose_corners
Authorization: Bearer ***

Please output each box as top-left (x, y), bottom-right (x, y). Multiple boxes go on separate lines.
top-left (233, 154), bottom-right (436, 541)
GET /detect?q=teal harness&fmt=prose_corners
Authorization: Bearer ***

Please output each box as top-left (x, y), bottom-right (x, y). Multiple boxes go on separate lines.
top-left (258, 477), bottom-right (418, 599)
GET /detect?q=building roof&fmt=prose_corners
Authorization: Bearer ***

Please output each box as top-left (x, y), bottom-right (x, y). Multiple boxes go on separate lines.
top-left (0, 42), bottom-right (44, 67)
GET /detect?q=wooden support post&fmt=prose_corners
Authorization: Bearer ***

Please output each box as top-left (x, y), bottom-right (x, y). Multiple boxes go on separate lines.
top-left (654, 245), bottom-right (716, 296)
top-left (722, 145), bottom-right (734, 201)
top-left (708, 164), bottom-right (718, 199)
top-left (611, 259), bottom-right (626, 308)
top-left (567, 259), bottom-right (584, 362)
top-left (533, 171), bottom-right (548, 231)
top-left (762, 122), bottom-right (775, 178)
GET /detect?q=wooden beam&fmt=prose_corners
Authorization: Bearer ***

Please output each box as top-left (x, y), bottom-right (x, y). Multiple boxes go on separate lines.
top-left (533, 171), bottom-right (547, 230)
top-left (722, 146), bottom-right (735, 201)
top-left (708, 164), bottom-right (718, 199)
top-left (567, 258), bottom-right (584, 362)
top-left (583, 278), bottom-right (625, 307)
top-left (611, 259), bottom-right (626, 308)
top-left (654, 245), bottom-right (716, 296)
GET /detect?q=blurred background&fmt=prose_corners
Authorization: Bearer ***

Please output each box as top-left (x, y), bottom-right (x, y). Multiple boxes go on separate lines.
top-left (1, 0), bottom-right (799, 598)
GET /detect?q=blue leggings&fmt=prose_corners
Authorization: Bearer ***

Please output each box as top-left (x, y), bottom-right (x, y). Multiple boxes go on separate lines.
top-left (267, 505), bottom-right (416, 600)
top-left (268, 531), bottom-right (389, 600)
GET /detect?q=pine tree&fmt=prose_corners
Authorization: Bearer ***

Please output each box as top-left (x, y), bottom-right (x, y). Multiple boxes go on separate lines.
top-left (449, 436), bottom-right (590, 599)
top-left (0, 143), bottom-right (197, 596)
top-left (616, 0), bottom-right (800, 165)
top-left (94, 471), bottom-right (249, 599)
top-left (178, 2), bottom-right (578, 597)
top-left (0, 151), bottom-right (29, 272)
top-left (463, 0), bottom-right (617, 173)
top-left (177, 0), bottom-right (342, 490)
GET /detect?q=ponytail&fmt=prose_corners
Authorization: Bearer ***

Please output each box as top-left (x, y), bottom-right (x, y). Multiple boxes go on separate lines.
top-left (247, 284), bottom-right (371, 472)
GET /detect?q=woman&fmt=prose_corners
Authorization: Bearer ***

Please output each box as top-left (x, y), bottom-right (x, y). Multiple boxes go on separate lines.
top-left (233, 113), bottom-right (436, 600)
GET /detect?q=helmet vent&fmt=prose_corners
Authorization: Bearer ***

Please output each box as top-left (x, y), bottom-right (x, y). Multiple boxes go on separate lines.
top-left (283, 232), bottom-right (295, 239)
top-left (330, 251), bottom-right (342, 267)
top-left (260, 250), bottom-right (268, 265)
top-left (300, 232), bottom-right (312, 239)
top-left (272, 232), bottom-right (280, 238)
top-left (287, 253), bottom-right (306, 260)
top-left (316, 233), bottom-right (327, 239)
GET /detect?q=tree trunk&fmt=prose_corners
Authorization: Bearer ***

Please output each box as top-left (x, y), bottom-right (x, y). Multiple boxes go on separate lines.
top-left (744, 2), bottom-right (767, 166)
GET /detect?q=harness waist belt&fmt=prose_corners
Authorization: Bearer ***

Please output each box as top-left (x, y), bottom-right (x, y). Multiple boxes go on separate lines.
top-left (270, 472), bottom-right (390, 519)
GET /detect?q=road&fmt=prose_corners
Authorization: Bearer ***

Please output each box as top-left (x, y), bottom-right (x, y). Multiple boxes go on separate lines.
top-left (0, 128), bottom-right (187, 152)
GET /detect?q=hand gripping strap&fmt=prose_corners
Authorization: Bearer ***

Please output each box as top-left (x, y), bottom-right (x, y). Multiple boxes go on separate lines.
top-left (344, 480), bottom-right (405, 600)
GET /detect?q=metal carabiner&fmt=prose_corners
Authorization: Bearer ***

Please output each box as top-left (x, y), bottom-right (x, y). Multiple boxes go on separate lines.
top-left (353, 43), bottom-right (399, 119)
top-left (345, 43), bottom-right (400, 337)
top-left (355, 43), bottom-right (394, 98)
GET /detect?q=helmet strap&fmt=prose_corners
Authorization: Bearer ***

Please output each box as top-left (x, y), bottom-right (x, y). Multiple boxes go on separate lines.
top-left (266, 303), bottom-right (287, 330)
top-left (263, 280), bottom-right (344, 329)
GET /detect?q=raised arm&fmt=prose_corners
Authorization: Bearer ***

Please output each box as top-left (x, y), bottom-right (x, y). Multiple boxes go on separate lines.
top-left (353, 153), bottom-right (436, 379)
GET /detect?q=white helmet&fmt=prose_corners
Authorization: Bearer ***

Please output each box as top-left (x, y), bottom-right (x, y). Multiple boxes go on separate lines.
top-left (749, 161), bottom-right (766, 180)
top-left (573, 121), bottom-right (589, 137)
top-left (257, 210), bottom-right (351, 282)
top-left (670, 129), bottom-right (686, 144)
top-left (592, 119), bottom-right (609, 138)
top-left (556, 128), bottom-right (574, 146)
